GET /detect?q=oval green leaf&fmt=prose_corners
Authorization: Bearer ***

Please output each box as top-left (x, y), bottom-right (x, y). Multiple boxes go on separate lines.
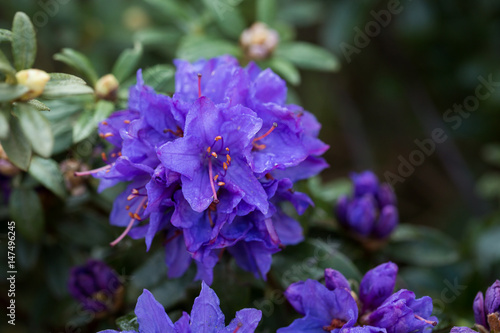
top-left (16, 102), bottom-right (54, 157)
top-left (28, 156), bottom-right (66, 199)
top-left (0, 115), bottom-right (32, 170)
top-left (11, 12), bottom-right (37, 71)
top-left (276, 42), bottom-right (340, 72)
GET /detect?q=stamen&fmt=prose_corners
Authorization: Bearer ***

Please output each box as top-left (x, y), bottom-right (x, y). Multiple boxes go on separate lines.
top-left (225, 147), bottom-right (230, 151)
top-left (223, 162), bottom-right (228, 171)
top-left (264, 218), bottom-right (280, 245)
top-left (214, 136), bottom-right (222, 141)
top-left (217, 182), bottom-right (225, 186)
top-left (208, 158), bottom-right (219, 204)
top-left (198, 73), bottom-right (202, 98)
top-left (101, 121), bottom-right (108, 125)
top-left (253, 143), bottom-right (266, 150)
top-left (226, 154), bottom-right (231, 164)
top-left (74, 164), bottom-right (111, 176)
top-left (253, 122), bottom-right (277, 142)
top-left (132, 188), bottom-right (140, 194)
top-left (211, 152), bottom-right (218, 158)
top-left (110, 197), bottom-right (147, 247)
top-left (214, 174), bottom-right (219, 181)
top-left (125, 205), bottom-right (130, 210)
top-left (111, 153), bottom-right (116, 158)
top-left (118, 151), bottom-right (122, 156)
top-left (414, 315), bottom-right (437, 326)
top-left (232, 323), bottom-right (243, 333)
top-left (123, 120), bottom-right (130, 124)
top-left (207, 146), bottom-right (211, 153)
top-left (101, 152), bottom-right (107, 162)
top-left (208, 210), bottom-right (214, 228)
top-left (103, 133), bottom-right (114, 138)
top-left (127, 194), bottom-right (137, 201)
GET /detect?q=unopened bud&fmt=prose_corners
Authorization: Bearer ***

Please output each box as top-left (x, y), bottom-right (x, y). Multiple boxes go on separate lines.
top-left (240, 22), bottom-right (279, 60)
top-left (95, 74), bottom-right (119, 101)
top-left (15, 69), bottom-right (50, 101)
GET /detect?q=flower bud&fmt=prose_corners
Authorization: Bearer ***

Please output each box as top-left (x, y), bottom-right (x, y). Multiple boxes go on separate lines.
top-left (60, 159), bottom-right (89, 196)
top-left (373, 205), bottom-right (398, 238)
top-left (240, 22), bottom-right (279, 60)
top-left (376, 183), bottom-right (397, 208)
top-left (350, 170), bottom-right (379, 197)
top-left (359, 262), bottom-right (398, 312)
top-left (324, 268), bottom-right (351, 291)
top-left (68, 259), bottom-right (123, 314)
top-left (15, 69), bottom-right (50, 101)
top-left (95, 74), bottom-right (119, 101)
top-left (346, 195), bottom-right (377, 236)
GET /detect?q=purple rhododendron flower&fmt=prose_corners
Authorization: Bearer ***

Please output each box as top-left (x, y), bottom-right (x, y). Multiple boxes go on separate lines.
top-left (473, 280), bottom-right (500, 330)
top-left (336, 171), bottom-right (398, 239)
top-left (78, 55), bottom-right (328, 283)
top-left (450, 328), bottom-right (477, 333)
top-left (68, 259), bottom-right (123, 313)
top-left (99, 282), bottom-right (262, 333)
top-left (279, 262), bottom-right (437, 333)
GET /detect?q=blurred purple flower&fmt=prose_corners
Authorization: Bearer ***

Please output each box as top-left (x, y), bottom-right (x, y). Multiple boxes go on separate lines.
top-left (473, 280), bottom-right (500, 331)
top-left (336, 171), bottom-right (398, 239)
top-left (99, 282), bottom-right (262, 333)
top-left (68, 260), bottom-right (123, 313)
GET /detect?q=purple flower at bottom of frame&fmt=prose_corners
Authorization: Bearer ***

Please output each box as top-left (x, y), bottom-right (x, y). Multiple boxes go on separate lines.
top-left (450, 328), bottom-right (477, 333)
top-left (68, 259), bottom-right (123, 313)
top-left (473, 279), bottom-right (500, 330)
top-left (98, 282), bottom-right (262, 333)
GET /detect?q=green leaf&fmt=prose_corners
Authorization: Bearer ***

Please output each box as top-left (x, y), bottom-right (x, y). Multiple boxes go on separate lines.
top-left (272, 239), bottom-right (361, 288)
top-left (202, 0), bottom-right (245, 39)
top-left (28, 156), bottom-right (66, 199)
top-left (257, 0), bottom-right (277, 25)
top-left (275, 42), bottom-right (340, 72)
top-left (0, 116), bottom-right (32, 170)
top-left (48, 72), bottom-right (87, 85)
top-left (143, 0), bottom-right (192, 23)
top-left (0, 29), bottom-right (13, 43)
top-left (141, 64), bottom-right (175, 92)
top-left (11, 12), bottom-right (37, 71)
top-left (0, 83), bottom-right (29, 102)
top-left (177, 35), bottom-right (242, 62)
top-left (475, 225), bottom-right (500, 270)
top-left (133, 28), bottom-right (181, 48)
top-left (9, 188), bottom-right (45, 241)
top-left (26, 99), bottom-right (50, 111)
top-left (387, 225), bottom-right (459, 266)
top-left (482, 144), bottom-right (500, 167)
top-left (112, 43), bottom-right (143, 83)
top-left (53, 48), bottom-right (99, 84)
top-left (17, 235), bottom-right (41, 270)
top-left (266, 57), bottom-right (301, 85)
top-left (0, 109), bottom-right (9, 139)
top-left (73, 100), bottom-right (114, 143)
top-left (0, 49), bottom-right (16, 79)
top-left (41, 81), bottom-right (94, 99)
top-left (16, 102), bottom-right (54, 157)
top-left (116, 313), bottom-right (139, 331)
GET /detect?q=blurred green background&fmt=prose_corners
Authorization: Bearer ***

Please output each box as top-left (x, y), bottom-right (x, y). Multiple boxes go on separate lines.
top-left (1, 0), bottom-right (500, 332)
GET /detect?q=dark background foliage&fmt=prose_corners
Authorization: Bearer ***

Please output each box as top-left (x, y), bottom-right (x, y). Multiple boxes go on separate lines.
top-left (1, 0), bottom-right (499, 332)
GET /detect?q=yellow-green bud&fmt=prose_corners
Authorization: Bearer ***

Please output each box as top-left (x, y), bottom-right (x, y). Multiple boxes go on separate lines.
top-left (15, 69), bottom-right (50, 101)
top-left (240, 22), bottom-right (279, 60)
top-left (95, 74), bottom-right (119, 101)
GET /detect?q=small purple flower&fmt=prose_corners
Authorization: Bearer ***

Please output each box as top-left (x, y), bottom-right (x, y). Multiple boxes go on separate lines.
top-left (68, 260), bottom-right (123, 313)
top-left (99, 281), bottom-right (262, 333)
top-left (279, 262), bottom-right (438, 333)
top-left (336, 171), bottom-right (398, 239)
top-left (473, 280), bottom-right (500, 331)
top-left (450, 328), bottom-right (477, 333)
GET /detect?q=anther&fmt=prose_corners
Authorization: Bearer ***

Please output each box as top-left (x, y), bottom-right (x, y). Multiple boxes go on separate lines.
top-left (101, 152), bottom-right (107, 162)
top-left (101, 121), bottom-right (108, 125)
top-left (217, 182), bottom-right (225, 186)
top-left (110, 197), bottom-right (148, 247)
top-left (123, 120), bottom-right (130, 124)
top-left (211, 152), bottom-right (218, 158)
top-left (207, 146), bottom-right (211, 153)
top-left (214, 174), bottom-right (219, 181)
top-left (127, 194), bottom-right (137, 201)
top-left (226, 154), bottom-right (231, 164)
top-left (103, 133), bottom-right (114, 138)
top-left (215, 136), bottom-right (222, 141)
top-left (225, 147), bottom-right (230, 151)
top-left (128, 212), bottom-right (134, 219)
top-left (223, 162), bottom-right (228, 171)
top-left (132, 188), bottom-right (139, 194)
top-left (125, 205), bottom-right (130, 210)
top-left (111, 153), bottom-right (116, 158)
top-left (133, 213), bottom-right (142, 221)
top-left (118, 152), bottom-right (122, 156)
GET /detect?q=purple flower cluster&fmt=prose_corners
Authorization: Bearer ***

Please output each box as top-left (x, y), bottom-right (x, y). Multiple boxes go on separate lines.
top-left (473, 279), bottom-right (500, 331)
top-left (278, 262), bottom-right (438, 333)
top-left (336, 171), bottom-right (398, 239)
top-left (79, 56), bottom-right (328, 284)
top-left (99, 281), bottom-right (262, 333)
top-left (68, 260), bottom-right (123, 313)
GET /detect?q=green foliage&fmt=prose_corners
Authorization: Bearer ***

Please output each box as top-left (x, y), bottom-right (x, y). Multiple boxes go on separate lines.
top-left (27, 156), bottom-right (66, 199)
top-left (16, 102), bottom-right (54, 158)
top-left (0, 115), bottom-right (32, 170)
top-left (11, 12), bottom-right (36, 71)
top-left (9, 188), bottom-right (45, 241)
